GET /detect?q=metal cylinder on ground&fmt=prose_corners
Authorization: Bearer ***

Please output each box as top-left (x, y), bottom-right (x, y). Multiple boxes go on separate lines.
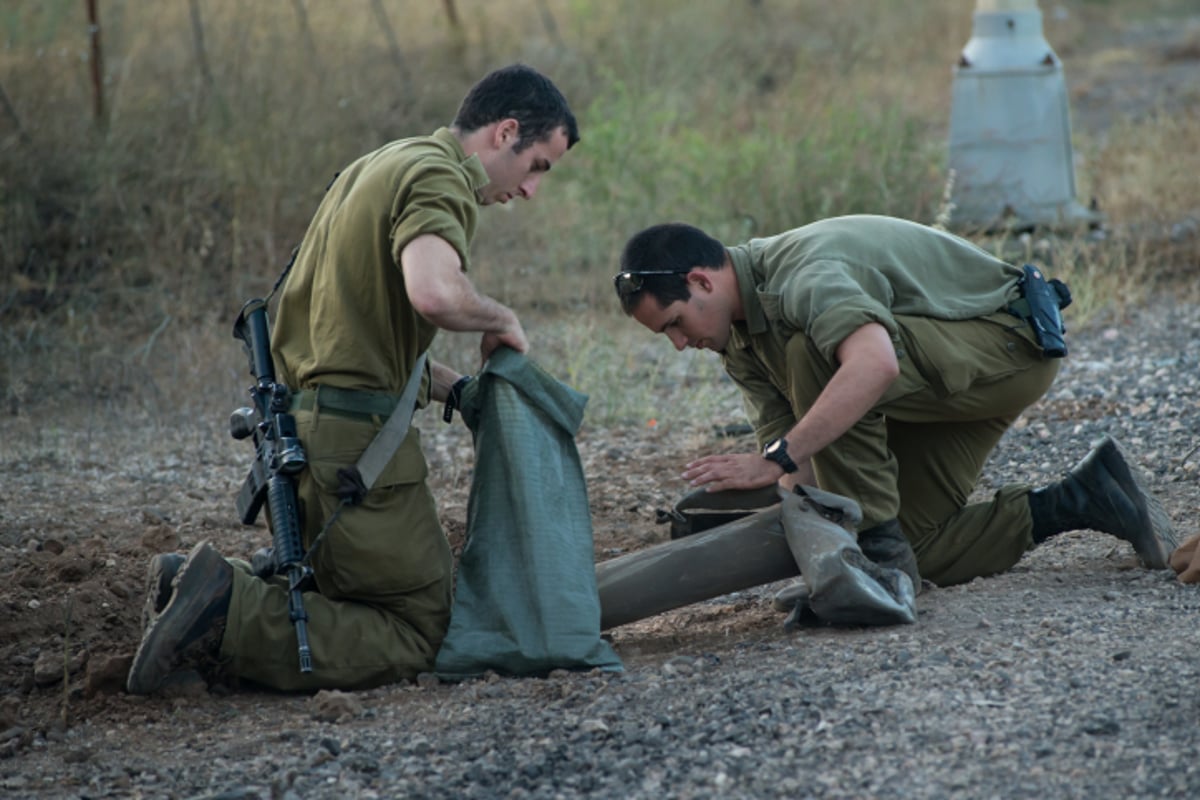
top-left (596, 504), bottom-right (798, 631)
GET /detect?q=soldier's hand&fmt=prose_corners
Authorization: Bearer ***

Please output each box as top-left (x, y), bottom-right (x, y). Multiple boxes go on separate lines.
top-left (481, 323), bottom-right (529, 361)
top-left (682, 453), bottom-right (782, 493)
top-left (1169, 533), bottom-right (1200, 583)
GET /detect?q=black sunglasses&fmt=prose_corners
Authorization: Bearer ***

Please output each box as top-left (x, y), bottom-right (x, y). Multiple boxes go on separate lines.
top-left (612, 270), bottom-right (687, 297)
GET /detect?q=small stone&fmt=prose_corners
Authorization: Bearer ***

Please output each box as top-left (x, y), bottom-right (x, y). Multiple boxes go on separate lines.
top-left (311, 689), bottom-right (363, 723)
top-left (85, 653), bottom-right (132, 697)
top-left (61, 747), bottom-right (92, 764)
top-left (579, 719), bottom-right (609, 736)
top-left (33, 649), bottom-right (86, 686)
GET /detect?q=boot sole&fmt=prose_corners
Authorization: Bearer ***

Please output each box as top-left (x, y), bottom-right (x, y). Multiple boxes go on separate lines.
top-left (1097, 438), bottom-right (1178, 569)
top-left (140, 553), bottom-right (185, 632)
top-left (126, 542), bottom-right (230, 695)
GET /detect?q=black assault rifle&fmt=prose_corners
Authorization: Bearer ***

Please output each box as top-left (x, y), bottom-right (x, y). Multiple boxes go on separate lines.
top-left (230, 298), bottom-right (313, 674)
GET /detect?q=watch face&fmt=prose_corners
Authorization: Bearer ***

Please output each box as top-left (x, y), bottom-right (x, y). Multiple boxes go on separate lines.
top-left (765, 439), bottom-right (783, 456)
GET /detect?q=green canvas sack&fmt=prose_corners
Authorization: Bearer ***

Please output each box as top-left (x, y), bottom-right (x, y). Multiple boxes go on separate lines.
top-left (433, 348), bottom-right (623, 679)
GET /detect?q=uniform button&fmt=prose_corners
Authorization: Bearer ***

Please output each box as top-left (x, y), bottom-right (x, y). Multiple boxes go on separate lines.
top-left (1006, 341), bottom-right (1017, 352)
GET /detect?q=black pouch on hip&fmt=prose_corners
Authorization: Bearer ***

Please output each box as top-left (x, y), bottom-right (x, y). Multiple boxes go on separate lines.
top-left (1019, 264), bottom-right (1072, 358)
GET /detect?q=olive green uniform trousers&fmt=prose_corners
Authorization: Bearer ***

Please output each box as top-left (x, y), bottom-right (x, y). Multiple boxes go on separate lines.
top-left (219, 405), bottom-right (452, 691)
top-left (790, 313), bottom-right (1059, 586)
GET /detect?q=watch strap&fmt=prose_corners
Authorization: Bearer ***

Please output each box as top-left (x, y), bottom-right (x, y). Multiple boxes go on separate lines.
top-left (763, 437), bottom-right (799, 474)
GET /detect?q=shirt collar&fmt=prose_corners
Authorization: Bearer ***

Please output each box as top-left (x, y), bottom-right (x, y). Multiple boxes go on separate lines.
top-left (432, 127), bottom-right (489, 200)
top-left (727, 244), bottom-right (769, 338)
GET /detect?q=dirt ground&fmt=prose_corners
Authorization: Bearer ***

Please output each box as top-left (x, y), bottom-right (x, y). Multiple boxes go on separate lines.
top-left (1, 1), bottom-right (1199, 789)
top-left (0, 404), bottom-right (738, 739)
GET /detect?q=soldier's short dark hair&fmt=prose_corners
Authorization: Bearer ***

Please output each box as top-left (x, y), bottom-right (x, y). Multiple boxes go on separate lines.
top-left (615, 223), bottom-right (727, 315)
top-left (453, 63), bottom-right (579, 152)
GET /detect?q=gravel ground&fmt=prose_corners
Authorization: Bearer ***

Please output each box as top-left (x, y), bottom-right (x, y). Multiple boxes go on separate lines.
top-left (2, 6), bottom-right (1199, 798)
top-left (3, 297), bottom-right (1200, 800)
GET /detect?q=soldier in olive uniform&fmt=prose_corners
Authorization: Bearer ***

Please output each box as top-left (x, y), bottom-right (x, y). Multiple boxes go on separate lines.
top-left (614, 215), bottom-right (1177, 588)
top-left (128, 64), bottom-right (579, 693)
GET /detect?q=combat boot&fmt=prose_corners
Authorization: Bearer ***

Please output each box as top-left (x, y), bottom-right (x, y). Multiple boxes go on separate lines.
top-left (857, 519), bottom-right (922, 595)
top-left (127, 541), bottom-right (233, 695)
top-left (140, 552), bottom-right (186, 632)
top-left (1028, 436), bottom-right (1178, 568)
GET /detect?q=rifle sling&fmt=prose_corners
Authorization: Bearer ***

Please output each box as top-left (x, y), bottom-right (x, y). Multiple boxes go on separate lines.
top-left (341, 352), bottom-right (428, 502)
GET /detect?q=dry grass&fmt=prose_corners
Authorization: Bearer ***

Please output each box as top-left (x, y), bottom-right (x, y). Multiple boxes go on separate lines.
top-left (1, 0), bottom-right (1197, 424)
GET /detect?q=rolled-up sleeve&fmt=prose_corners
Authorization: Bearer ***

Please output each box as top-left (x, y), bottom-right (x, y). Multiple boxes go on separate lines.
top-left (777, 260), bottom-right (900, 363)
top-left (390, 162), bottom-right (478, 273)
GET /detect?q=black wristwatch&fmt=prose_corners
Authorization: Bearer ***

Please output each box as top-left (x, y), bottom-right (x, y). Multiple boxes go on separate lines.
top-left (762, 437), bottom-right (799, 474)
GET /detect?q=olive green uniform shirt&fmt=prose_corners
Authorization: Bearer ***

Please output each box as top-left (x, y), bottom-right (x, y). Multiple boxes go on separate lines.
top-left (722, 214), bottom-right (1024, 446)
top-left (272, 127), bottom-right (488, 399)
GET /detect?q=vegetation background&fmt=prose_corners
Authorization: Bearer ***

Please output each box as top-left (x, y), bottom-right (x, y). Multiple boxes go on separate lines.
top-left (1, 0), bottom-right (1197, 432)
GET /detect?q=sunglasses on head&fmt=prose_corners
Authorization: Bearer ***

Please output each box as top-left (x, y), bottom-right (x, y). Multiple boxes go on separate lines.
top-left (611, 270), bottom-right (687, 297)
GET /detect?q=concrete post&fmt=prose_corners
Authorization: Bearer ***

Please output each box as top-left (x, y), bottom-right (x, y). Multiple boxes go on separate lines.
top-left (947, 0), bottom-right (1101, 230)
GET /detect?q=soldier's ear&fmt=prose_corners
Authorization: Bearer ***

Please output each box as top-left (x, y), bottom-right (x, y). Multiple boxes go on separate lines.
top-left (686, 271), bottom-right (715, 294)
top-left (493, 118), bottom-right (520, 149)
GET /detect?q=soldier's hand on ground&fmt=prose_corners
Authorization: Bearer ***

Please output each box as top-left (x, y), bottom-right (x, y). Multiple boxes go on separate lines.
top-left (682, 453), bottom-right (782, 493)
top-left (1169, 532), bottom-right (1200, 583)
